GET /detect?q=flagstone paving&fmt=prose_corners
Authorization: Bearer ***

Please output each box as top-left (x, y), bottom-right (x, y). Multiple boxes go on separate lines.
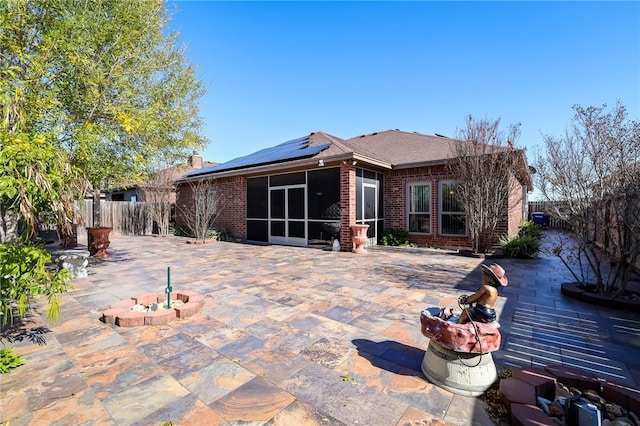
top-left (1, 230), bottom-right (639, 425)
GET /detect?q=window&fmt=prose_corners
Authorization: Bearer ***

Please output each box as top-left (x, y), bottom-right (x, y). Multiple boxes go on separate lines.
top-left (439, 181), bottom-right (466, 236)
top-left (407, 183), bottom-right (431, 233)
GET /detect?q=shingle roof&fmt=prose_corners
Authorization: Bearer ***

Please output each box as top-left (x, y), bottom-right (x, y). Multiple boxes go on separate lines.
top-left (339, 129), bottom-right (462, 167)
top-left (181, 129), bottom-right (527, 180)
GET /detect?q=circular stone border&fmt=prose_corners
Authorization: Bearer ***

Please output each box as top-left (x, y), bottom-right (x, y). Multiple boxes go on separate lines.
top-left (101, 291), bottom-right (205, 327)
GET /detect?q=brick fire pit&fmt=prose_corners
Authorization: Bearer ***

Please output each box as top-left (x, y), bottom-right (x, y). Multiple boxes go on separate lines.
top-left (101, 291), bottom-right (204, 327)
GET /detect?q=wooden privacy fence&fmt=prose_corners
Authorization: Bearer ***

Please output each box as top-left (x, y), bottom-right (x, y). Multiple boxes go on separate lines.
top-left (527, 201), bottom-right (571, 229)
top-left (78, 200), bottom-right (153, 236)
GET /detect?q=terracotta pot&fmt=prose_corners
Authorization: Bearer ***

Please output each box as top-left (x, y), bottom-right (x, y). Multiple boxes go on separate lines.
top-left (87, 227), bottom-right (113, 258)
top-left (350, 224), bottom-right (369, 254)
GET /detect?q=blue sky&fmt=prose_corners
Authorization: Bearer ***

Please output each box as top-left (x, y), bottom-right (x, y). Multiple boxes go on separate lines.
top-left (169, 1), bottom-right (640, 166)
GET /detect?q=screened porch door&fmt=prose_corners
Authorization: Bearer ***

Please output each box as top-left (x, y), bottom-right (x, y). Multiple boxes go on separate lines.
top-left (362, 183), bottom-right (378, 246)
top-left (269, 185), bottom-right (306, 246)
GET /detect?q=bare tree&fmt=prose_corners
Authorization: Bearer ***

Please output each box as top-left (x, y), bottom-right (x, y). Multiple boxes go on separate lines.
top-left (178, 179), bottom-right (226, 241)
top-left (140, 167), bottom-right (183, 236)
top-left (449, 116), bottom-right (524, 253)
top-left (535, 102), bottom-right (640, 295)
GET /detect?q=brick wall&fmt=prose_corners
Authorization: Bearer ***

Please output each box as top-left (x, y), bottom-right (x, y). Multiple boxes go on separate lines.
top-left (507, 174), bottom-right (526, 236)
top-left (175, 164), bottom-right (526, 250)
top-left (340, 163), bottom-right (357, 251)
top-left (174, 183), bottom-right (193, 232)
top-left (215, 176), bottom-right (247, 239)
top-left (384, 166), bottom-right (526, 249)
top-left (175, 176), bottom-right (247, 239)
top-left (384, 165), bottom-right (471, 249)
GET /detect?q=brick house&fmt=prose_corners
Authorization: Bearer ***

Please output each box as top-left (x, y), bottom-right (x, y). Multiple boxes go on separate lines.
top-left (175, 130), bottom-right (533, 251)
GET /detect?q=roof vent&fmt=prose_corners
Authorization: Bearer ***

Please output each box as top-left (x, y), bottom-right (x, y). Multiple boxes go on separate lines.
top-left (360, 134), bottom-right (366, 138)
top-left (435, 133), bottom-right (447, 138)
top-left (372, 132), bottom-right (378, 135)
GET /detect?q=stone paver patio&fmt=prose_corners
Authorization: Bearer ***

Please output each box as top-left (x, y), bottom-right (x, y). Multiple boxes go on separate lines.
top-left (1, 230), bottom-right (639, 425)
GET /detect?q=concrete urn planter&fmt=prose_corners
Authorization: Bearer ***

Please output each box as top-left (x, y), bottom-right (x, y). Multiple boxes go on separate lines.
top-left (350, 224), bottom-right (369, 254)
top-left (87, 227), bottom-right (113, 258)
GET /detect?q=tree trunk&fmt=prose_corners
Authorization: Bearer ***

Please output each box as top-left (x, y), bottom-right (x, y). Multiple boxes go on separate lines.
top-left (93, 189), bottom-right (101, 227)
top-left (0, 203), bottom-right (19, 243)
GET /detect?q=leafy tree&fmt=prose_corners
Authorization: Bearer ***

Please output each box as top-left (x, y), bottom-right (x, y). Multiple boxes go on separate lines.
top-left (0, 0), bottom-right (205, 324)
top-left (449, 116), bottom-right (527, 253)
top-left (0, 132), bottom-right (86, 241)
top-left (1, 0), bottom-right (205, 226)
top-left (535, 103), bottom-right (640, 295)
top-left (0, 132), bottom-right (79, 324)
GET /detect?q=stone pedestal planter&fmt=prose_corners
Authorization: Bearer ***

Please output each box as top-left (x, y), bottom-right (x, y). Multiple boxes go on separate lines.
top-left (350, 224), bottom-right (369, 254)
top-left (421, 340), bottom-right (498, 396)
top-left (51, 247), bottom-right (90, 279)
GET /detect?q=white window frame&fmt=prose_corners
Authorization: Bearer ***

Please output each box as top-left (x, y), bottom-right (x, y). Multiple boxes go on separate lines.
top-left (439, 181), bottom-right (466, 236)
top-left (407, 182), bottom-right (431, 234)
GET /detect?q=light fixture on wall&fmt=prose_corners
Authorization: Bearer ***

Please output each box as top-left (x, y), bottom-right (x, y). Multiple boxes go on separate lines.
top-left (318, 159), bottom-right (324, 167)
top-left (352, 160), bottom-right (357, 166)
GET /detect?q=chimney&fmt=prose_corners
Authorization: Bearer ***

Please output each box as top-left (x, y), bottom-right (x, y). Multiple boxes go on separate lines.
top-left (189, 153), bottom-right (202, 169)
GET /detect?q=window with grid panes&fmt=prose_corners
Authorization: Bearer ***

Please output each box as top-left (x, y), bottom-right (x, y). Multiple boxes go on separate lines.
top-left (407, 183), bottom-right (431, 233)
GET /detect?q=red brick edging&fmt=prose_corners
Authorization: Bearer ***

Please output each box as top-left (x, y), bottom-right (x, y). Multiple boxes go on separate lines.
top-left (101, 291), bottom-right (205, 327)
top-left (499, 365), bottom-right (640, 425)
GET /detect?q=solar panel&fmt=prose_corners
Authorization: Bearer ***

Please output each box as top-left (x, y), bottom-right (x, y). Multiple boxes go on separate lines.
top-left (186, 135), bottom-right (331, 177)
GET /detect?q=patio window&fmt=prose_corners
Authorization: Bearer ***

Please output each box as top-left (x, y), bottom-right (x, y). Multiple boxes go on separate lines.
top-left (407, 182), bottom-right (431, 234)
top-left (439, 181), bottom-right (466, 236)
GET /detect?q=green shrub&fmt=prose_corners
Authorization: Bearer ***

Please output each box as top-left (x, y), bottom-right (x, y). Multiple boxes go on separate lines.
top-left (518, 220), bottom-right (542, 239)
top-left (0, 242), bottom-right (71, 325)
top-left (499, 234), bottom-right (541, 258)
top-left (381, 228), bottom-right (411, 246)
top-left (0, 347), bottom-right (25, 374)
top-left (206, 228), bottom-right (232, 241)
top-left (172, 225), bottom-right (191, 237)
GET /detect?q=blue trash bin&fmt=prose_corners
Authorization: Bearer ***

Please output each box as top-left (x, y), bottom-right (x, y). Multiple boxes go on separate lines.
top-left (531, 212), bottom-right (546, 226)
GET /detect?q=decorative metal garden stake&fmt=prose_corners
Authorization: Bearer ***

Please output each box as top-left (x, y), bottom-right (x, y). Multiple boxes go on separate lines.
top-left (165, 267), bottom-right (173, 308)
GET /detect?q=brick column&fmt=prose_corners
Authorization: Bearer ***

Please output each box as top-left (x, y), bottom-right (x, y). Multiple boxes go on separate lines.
top-left (340, 162), bottom-right (356, 251)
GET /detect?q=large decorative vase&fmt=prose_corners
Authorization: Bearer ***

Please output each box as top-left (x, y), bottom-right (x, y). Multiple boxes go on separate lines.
top-left (350, 224), bottom-right (369, 254)
top-left (87, 227), bottom-right (113, 258)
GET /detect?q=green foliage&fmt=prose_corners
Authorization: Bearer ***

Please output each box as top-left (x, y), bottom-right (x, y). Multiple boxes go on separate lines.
top-left (174, 226), bottom-right (232, 241)
top-left (500, 220), bottom-right (543, 258)
top-left (499, 234), bottom-right (541, 258)
top-left (381, 228), bottom-right (411, 246)
top-left (517, 220), bottom-right (542, 239)
top-left (0, 132), bottom-right (85, 238)
top-left (1, 0), bottom-right (206, 190)
top-left (172, 225), bottom-right (191, 237)
top-left (0, 347), bottom-right (25, 374)
top-left (1, 0), bottom-right (204, 324)
top-left (341, 373), bottom-right (356, 383)
top-left (0, 242), bottom-right (72, 325)
top-left (206, 228), bottom-right (232, 242)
